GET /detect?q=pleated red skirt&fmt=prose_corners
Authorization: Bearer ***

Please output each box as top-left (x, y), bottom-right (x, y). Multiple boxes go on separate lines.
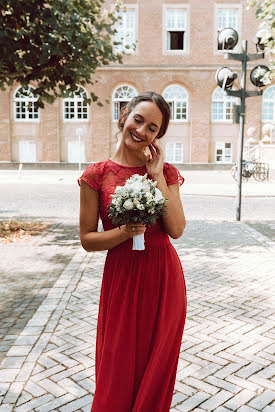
top-left (91, 229), bottom-right (187, 412)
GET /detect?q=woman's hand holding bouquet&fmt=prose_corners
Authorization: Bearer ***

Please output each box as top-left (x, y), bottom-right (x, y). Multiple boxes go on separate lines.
top-left (108, 174), bottom-right (167, 250)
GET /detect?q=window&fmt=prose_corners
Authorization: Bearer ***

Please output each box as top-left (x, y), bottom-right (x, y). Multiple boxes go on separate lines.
top-left (115, 7), bottom-right (136, 53)
top-left (163, 85), bottom-right (188, 121)
top-left (262, 85), bottom-right (275, 122)
top-left (165, 8), bottom-right (186, 51)
top-left (216, 142), bottom-right (232, 163)
top-left (63, 86), bottom-right (89, 121)
top-left (14, 86), bottom-right (39, 121)
top-left (212, 88), bottom-right (238, 122)
top-left (19, 141), bottom-right (36, 162)
top-left (112, 85), bottom-right (137, 121)
top-left (68, 141), bottom-right (85, 163)
top-left (215, 6), bottom-right (240, 51)
top-left (166, 142), bottom-right (183, 163)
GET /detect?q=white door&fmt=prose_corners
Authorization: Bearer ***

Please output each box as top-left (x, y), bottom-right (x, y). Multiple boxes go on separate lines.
top-left (166, 142), bottom-right (183, 163)
top-left (19, 141), bottom-right (36, 162)
top-left (68, 141), bottom-right (85, 162)
top-left (215, 142), bottom-right (232, 163)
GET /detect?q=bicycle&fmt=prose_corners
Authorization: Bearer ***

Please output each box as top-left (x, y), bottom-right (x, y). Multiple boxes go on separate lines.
top-left (231, 160), bottom-right (269, 182)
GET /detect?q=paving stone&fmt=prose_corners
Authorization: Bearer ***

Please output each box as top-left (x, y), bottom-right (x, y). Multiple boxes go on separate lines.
top-left (58, 378), bottom-right (88, 397)
top-left (0, 356), bottom-right (25, 369)
top-left (171, 391), bottom-right (187, 407)
top-left (237, 406), bottom-right (259, 412)
top-left (58, 395), bottom-right (93, 411)
top-left (3, 382), bottom-right (24, 404)
top-left (249, 390), bottom-right (275, 410)
top-left (176, 392), bottom-right (210, 411)
top-left (0, 405), bottom-right (13, 411)
top-left (15, 394), bottom-right (54, 412)
top-left (0, 383), bottom-right (9, 397)
top-left (205, 375), bottom-right (241, 394)
top-left (35, 393), bottom-right (76, 412)
top-left (200, 390), bottom-right (234, 410)
top-left (223, 389), bottom-right (256, 410)
top-left (24, 380), bottom-right (47, 397)
top-left (0, 368), bottom-right (20, 382)
top-left (183, 376), bottom-right (219, 395)
top-left (262, 406), bottom-right (275, 412)
top-left (6, 346), bottom-right (32, 357)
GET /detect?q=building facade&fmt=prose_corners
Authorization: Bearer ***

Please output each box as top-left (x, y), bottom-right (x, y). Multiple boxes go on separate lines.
top-left (0, 0), bottom-right (274, 165)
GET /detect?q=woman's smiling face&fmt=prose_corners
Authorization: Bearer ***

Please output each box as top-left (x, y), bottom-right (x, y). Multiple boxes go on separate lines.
top-left (121, 101), bottom-right (163, 151)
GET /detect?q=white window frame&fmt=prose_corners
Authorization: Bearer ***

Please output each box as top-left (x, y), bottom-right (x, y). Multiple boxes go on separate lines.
top-left (18, 141), bottom-right (36, 162)
top-left (112, 85), bottom-right (138, 121)
top-left (162, 4), bottom-right (190, 55)
top-left (67, 140), bottom-right (85, 163)
top-left (163, 85), bottom-right (188, 122)
top-left (63, 86), bottom-right (89, 122)
top-left (215, 142), bottom-right (232, 163)
top-left (262, 85), bottom-right (275, 123)
top-left (114, 5), bottom-right (138, 54)
top-left (166, 142), bottom-right (183, 164)
top-left (214, 4), bottom-right (242, 55)
top-left (14, 86), bottom-right (39, 122)
top-left (212, 87), bottom-right (238, 123)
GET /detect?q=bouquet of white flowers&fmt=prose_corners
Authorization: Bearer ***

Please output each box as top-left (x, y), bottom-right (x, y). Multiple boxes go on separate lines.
top-left (108, 174), bottom-right (167, 250)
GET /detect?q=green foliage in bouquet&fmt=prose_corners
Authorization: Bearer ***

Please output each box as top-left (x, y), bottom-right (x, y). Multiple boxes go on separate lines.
top-left (108, 174), bottom-right (167, 227)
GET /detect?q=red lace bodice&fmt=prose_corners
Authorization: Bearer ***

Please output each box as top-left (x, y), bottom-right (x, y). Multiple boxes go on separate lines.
top-left (78, 159), bottom-right (184, 232)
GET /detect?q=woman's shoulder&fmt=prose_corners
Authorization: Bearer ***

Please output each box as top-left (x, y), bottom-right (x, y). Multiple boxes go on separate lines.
top-left (78, 160), bottom-right (110, 189)
top-left (84, 160), bottom-right (109, 174)
top-left (163, 162), bottom-right (185, 186)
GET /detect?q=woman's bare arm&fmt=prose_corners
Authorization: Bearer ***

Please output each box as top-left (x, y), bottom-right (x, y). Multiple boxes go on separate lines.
top-left (146, 141), bottom-right (186, 239)
top-left (79, 180), bottom-right (145, 252)
top-left (154, 178), bottom-right (186, 239)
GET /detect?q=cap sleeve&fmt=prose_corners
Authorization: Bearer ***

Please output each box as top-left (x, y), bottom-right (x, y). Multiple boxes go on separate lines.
top-left (163, 163), bottom-right (184, 186)
top-left (78, 162), bottom-right (103, 191)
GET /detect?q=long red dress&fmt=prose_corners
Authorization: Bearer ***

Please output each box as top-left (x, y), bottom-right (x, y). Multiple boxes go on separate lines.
top-left (79, 159), bottom-right (187, 412)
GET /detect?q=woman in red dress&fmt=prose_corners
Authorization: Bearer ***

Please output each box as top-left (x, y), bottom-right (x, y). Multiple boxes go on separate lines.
top-left (79, 92), bottom-right (187, 412)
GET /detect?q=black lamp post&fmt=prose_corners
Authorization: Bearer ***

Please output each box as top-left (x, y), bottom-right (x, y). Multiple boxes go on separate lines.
top-left (215, 28), bottom-right (269, 221)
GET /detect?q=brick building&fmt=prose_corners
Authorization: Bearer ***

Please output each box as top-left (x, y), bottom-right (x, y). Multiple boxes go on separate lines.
top-left (0, 0), bottom-right (274, 166)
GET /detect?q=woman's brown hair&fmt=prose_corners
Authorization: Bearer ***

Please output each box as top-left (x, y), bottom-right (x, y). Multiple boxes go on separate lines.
top-left (118, 91), bottom-right (171, 139)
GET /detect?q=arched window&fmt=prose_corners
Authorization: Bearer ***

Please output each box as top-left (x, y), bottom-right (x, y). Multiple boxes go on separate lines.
top-left (14, 86), bottom-right (39, 121)
top-left (262, 85), bottom-right (275, 122)
top-left (112, 85), bottom-right (137, 121)
top-left (163, 85), bottom-right (188, 121)
top-left (63, 86), bottom-right (89, 121)
top-left (212, 87), bottom-right (238, 122)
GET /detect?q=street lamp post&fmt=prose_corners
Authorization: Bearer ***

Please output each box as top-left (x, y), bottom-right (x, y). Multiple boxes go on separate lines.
top-left (215, 28), bottom-right (269, 221)
top-left (76, 127), bottom-right (84, 173)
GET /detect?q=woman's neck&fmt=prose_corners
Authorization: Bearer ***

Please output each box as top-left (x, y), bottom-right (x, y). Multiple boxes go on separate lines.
top-left (111, 142), bottom-right (147, 167)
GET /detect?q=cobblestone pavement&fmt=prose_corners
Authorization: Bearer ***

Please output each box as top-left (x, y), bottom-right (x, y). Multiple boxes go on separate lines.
top-left (0, 221), bottom-right (80, 362)
top-left (0, 220), bottom-right (274, 411)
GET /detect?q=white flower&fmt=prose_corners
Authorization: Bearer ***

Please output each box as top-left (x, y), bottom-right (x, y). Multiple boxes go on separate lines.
top-left (154, 188), bottom-right (164, 203)
top-left (137, 203), bottom-right (145, 210)
top-left (145, 192), bottom-right (153, 201)
top-left (123, 200), bottom-right (134, 210)
top-left (148, 208), bottom-right (155, 214)
top-left (133, 198), bottom-right (140, 206)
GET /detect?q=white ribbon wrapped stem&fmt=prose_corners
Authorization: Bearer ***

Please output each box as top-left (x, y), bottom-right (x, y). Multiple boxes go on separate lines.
top-left (132, 233), bottom-right (145, 251)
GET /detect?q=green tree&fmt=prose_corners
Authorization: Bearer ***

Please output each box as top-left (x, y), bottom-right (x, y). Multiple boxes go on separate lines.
top-left (247, 0), bottom-right (275, 82)
top-left (0, 0), bottom-right (124, 108)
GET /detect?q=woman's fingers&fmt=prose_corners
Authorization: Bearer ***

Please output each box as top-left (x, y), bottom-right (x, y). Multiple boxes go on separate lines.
top-left (149, 144), bottom-right (157, 160)
top-left (151, 140), bottom-right (161, 152)
top-left (124, 223), bottom-right (146, 238)
top-left (152, 140), bottom-right (163, 159)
